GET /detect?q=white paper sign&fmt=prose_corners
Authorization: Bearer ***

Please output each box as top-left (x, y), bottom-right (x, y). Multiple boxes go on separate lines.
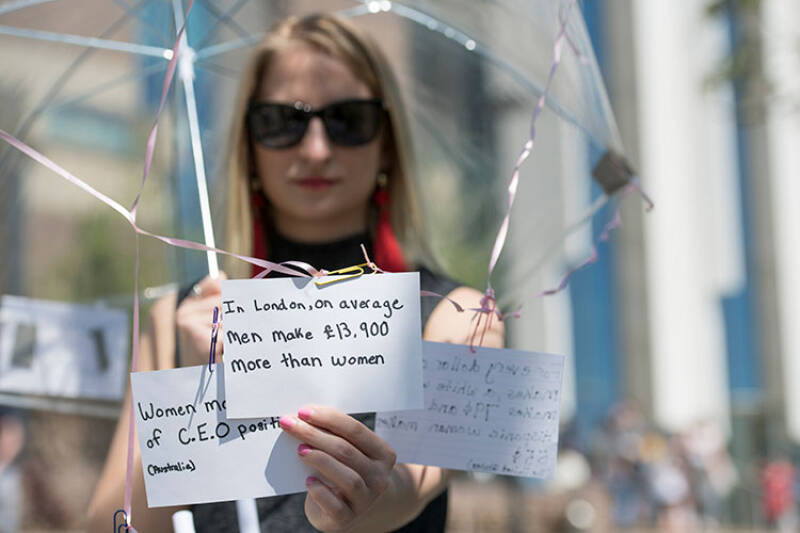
top-left (0, 295), bottom-right (128, 400)
top-left (131, 363), bottom-right (312, 507)
top-left (376, 342), bottom-right (564, 479)
top-left (221, 273), bottom-right (423, 418)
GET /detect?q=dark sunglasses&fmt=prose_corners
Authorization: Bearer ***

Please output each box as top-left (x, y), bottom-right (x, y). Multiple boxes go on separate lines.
top-left (247, 98), bottom-right (385, 149)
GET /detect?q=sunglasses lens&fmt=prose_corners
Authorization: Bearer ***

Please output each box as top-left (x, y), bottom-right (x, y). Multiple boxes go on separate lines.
top-left (248, 104), bottom-right (308, 148)
top-left (324, 101), bottom-right (383, 146)
top-left (248, 100), bottom-right (383, 148)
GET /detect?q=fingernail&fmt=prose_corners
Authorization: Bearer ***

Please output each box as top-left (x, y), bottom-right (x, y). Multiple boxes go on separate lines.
top-left (279, 415), bottom-right (297, 429)
top-left (298, 407), bottom-right (314, 421)
top-left (298, 444), bottom-right (312, 456)
top-left (306, 476), bottom-right (318, 485)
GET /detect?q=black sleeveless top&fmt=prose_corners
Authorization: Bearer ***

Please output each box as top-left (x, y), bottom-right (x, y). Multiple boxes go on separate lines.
top-left (176, 231), bottom-right (458, 532)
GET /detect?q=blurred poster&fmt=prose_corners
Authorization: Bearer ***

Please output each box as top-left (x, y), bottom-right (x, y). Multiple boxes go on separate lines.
top-left (0, 295), bottom-right (128, 401)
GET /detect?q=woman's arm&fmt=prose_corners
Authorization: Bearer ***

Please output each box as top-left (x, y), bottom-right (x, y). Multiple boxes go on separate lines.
top-left (287, 286), bottom-right (504, 532)
top-left (423, 286), bottom-right (505, 348)
top-left (89, 272), bottom-right (230, 532)
top-left (87, 293), bottom-right (185, 533)
top-left (88, 273), bottom-right (227, 531)
top-left (88, 274), bottom-right (228, 531)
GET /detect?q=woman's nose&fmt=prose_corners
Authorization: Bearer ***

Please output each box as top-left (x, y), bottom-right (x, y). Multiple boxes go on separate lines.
top-left (298, 117), bottom-right (332, 161)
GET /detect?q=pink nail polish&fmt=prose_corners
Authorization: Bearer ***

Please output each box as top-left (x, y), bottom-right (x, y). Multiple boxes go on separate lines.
top-left (298, 407), bottom-right (314, 421)
top-left (298, 444), bottom-right (312, 456)
top-left (279, 415), bottom-right (296, 429)
top-left (306, 476), bottom-right (318, 485)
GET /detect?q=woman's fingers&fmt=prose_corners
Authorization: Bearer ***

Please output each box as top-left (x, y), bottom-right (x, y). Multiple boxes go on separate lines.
top-left (297, 406), bottom-right (397, 464)
top-left (298, 445), bottom-right (372, 512)
top-left (280, 415), bottom-right (377, 486)
top-left (280, 408), bottom-right (397, 528)
top-left (305, 476), bottom-right (355, 526)
top-left (190, 272), bottom-right (227, 299)
top-left (176, 272), bottom-right (228, 366)
top-left (176, 305), bottom-right (217, 363)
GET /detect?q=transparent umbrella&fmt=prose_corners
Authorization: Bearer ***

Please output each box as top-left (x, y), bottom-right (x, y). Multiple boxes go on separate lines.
top-left (0, 0), bottom-right (647, 319)
top-left (0, 1), bottom-right (648, 528)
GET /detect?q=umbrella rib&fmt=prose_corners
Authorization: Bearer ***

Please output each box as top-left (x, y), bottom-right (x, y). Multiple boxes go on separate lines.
top-left (195, 33), bottom-right (263, 59)
top-left (0, 0), bottom-right (161, 177)
top-left (112, 0), bottom-right (166, 46)
top-left (0, 25), bottom-right (172, 59)
top-left (346, 1), bottom-right (599, 146)
top-left (170, 0), bottom-right (219, 277)
top-left (495, 193), bottom-right (610, 309)
top-left (193, 0), bottom-right (250, 49)
top-left (191, 1), bottom-right (598, 143)
top-left (44, 62), bottom-right (168, 113)
top-left (335, 5), bottom-right (372, 17)
top-left (0, 0), bottom-right (56, 17)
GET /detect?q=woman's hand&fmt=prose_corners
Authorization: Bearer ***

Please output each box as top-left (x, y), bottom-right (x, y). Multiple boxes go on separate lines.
top-left (175, 272), bottom-right (227, 367)
top-left (279, 406), bottom-right (397, 532)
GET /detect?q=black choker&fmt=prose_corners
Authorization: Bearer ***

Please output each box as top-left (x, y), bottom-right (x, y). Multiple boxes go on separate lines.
top-left (267, 230), bottom-right (373, 274)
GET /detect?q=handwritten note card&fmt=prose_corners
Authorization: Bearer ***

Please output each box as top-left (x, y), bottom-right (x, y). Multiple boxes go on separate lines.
top-left (221, 273), bottom-right (423, 418)
top-left (0, 295), bottom-right (128, 400)
top-left (131, 363), bottom-right (313, 507)
top-left (376, 342), bottom-right (564, 479)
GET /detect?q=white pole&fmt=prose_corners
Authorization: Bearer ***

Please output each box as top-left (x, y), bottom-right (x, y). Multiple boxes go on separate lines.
top-left (170, 0), bottom-right (244, 527)
top-left (171, 0), bottom-right (219, 278)
top-left (172, 510), bottom-right (197, 533)
top-left (236, 498), bottom-right (261, 533)
top-left (169, 1), bottom-right (253, 528)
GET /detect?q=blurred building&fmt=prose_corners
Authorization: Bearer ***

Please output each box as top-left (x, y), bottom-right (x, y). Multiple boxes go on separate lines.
top-left (548, 0), bottom-right (800, 526)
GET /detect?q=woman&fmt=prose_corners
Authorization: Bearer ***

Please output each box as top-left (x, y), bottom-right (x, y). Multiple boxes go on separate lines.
top-left (89, 13), bottom-right (503, 532)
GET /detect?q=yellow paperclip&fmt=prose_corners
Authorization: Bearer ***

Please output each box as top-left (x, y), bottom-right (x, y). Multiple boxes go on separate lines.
top-left (315, 263), bottom-right (371, 287)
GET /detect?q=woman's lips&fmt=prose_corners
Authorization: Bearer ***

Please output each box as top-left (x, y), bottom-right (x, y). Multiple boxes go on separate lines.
top-left (294, 177), bottom-right (337, 189)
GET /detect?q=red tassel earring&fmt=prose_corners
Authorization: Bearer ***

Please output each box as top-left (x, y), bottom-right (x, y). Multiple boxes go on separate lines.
top-left (372, 172), bottom-right (408, 272)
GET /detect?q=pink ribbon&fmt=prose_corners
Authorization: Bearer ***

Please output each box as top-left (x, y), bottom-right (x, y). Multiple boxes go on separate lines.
top-left (0, 132), bottom-right (322, 279)
top-left (0, 126), bottom-right (317, 533)
top-left (470, 1), bottom-right (653, 350)
top-left (471, 1), bottom-right (579, 350)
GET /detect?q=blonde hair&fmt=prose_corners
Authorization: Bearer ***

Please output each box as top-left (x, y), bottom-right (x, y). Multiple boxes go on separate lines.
top-left (222, 13), bottom-right (422, 278)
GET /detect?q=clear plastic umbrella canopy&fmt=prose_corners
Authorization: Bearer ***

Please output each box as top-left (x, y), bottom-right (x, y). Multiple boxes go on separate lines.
top-left (0, 0), bottom-right (637, 333)
top-left (0, 2), bottom-right (640, 526)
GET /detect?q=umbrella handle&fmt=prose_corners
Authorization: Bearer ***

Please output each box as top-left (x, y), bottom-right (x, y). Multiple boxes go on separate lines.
top-left (172, 510), bottom-right (196, 533)
top-left (236, 499), bottom-right (260, 533)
